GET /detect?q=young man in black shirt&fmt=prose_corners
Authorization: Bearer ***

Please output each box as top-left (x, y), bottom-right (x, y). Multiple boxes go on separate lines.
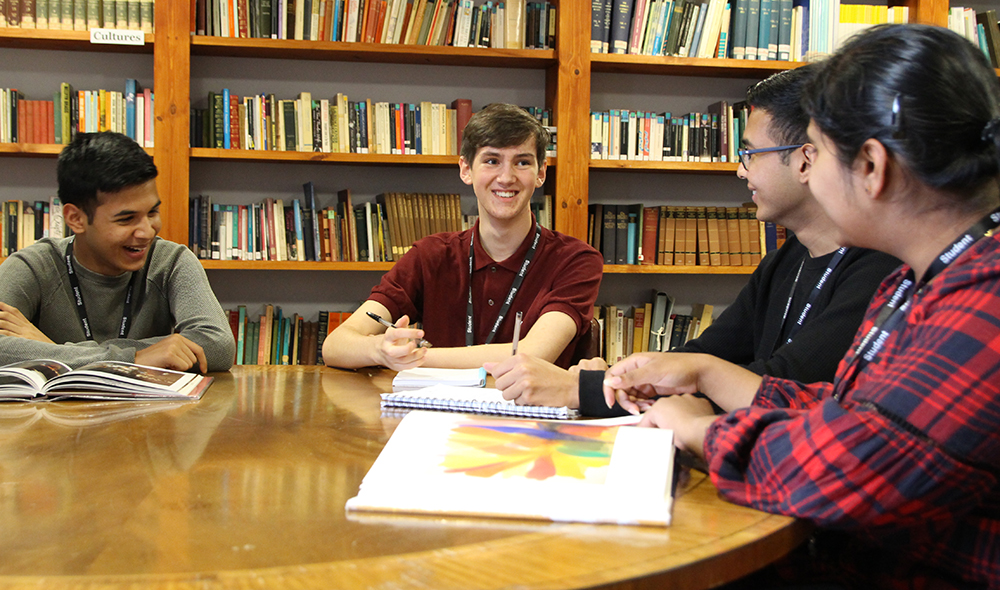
top-left (485, 65), bottom-right (901, 416)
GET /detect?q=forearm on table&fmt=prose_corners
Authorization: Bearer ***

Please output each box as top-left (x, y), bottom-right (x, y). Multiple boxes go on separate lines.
top-left (323, 325), bottom-right (383, 369)
top-left (692, 355), bottom-right (764, 412)
top-left (0, 335), bottom-right (133, 368)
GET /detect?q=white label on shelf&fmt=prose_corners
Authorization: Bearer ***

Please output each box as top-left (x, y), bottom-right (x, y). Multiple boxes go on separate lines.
top-left (90, 29), bottom-right (146, 46)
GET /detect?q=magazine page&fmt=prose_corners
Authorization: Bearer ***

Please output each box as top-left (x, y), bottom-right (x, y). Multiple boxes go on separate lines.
top-left (0, 360), bottom-right (73, 399)
top-left (347, 411), bottom-right (675, 526)
top-left (43, 374), bottom-right (213, 401)
top-left (43, 362), bottom-right (198, 395)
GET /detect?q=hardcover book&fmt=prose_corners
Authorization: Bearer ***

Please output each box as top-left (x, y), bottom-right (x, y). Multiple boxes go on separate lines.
top-left (347, 411), bottom-right (676, 525)
top-left (0, 360), bottom-right (213, 402)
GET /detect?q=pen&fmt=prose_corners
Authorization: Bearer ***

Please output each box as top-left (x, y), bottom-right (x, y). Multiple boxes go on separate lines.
top-left (366, 311), bottom-right (432, 348)
top-left (511, 311), bottom-right (522, 355)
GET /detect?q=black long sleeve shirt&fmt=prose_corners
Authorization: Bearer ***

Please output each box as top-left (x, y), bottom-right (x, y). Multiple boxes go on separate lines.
top-left (578, 236), bottom-right (902, 417)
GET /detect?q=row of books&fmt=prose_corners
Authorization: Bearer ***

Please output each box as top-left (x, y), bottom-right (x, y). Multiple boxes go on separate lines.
top-left (192, 92), bottom-right (473, 155)
top-left (195, 0), bottom-right (555, 49)
top-left (2, 198), bottom-right (66, 257)
top-left (590, 0), bottom-right (908, 62)
top-left (0, 0), bottom-right (153, 31)
top-left (588, 204), bottom-right (787, 267)
top-left (191, 93), bottom-right (554, 158)
top-left (590, 101), bottom-right (745, 163)
top-left (227, 305), bottom-right (350, 366)
top-left (189, 186), bottom-right (557, 263)
top-left (596, 292), bottom-right (714, 364)
top-left (191, 187), bottom-right (392, 262)
top-left (189, 186), bottom-right (473, 263)
top-left (951, 8), bottom-right (1000, 69)
top-left (0, 81), bottom-right (154, 147)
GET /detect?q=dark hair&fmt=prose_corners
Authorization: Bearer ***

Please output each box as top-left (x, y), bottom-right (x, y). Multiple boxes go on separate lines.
top-left (57, 131), bottom-right (158, 219)
top-left (802, 24), bottom-right (1000, 199)
top-left (460, 103), bottom-right (550, 165)
top-left (746, 63), bottom-right (816, 158)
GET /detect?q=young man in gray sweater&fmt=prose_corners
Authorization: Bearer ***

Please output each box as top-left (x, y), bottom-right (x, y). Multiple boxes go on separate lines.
top-left (0, 132), bottom-right (234, 372)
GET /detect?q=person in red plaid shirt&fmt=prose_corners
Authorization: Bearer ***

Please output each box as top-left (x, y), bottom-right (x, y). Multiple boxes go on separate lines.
top-left (602, 25), bottom-right (1000, 590)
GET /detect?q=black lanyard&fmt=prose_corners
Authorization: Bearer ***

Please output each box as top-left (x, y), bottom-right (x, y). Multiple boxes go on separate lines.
top-left (65, 238), bottom-right (152, 341)
top-left (466, 223), bottom-right (540, 346)
top-left (833, 206), bottom-right (1000, 401)
top-left (770, 247), bottom-right (848, 354)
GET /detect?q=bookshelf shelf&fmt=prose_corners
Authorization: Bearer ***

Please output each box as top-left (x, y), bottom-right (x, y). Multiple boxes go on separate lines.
top-left (190, 36), bottom-right (557, 67)
top-left (0, 143), bottom-right (64, 156)
top-left (197, 259), bottom-right (755, 275)
top-left (0, 28), bottom-right (154, 52)
top-left (604, 264), bottom-right (755, 275)
top-left (0, 143), bottom-right (154, 157)
top-left (201, 260), bottom-right (394, 271)
top-left (590, 54), bottom-right (800, 77)
top-left (590, 160), bottom-right (739, 174)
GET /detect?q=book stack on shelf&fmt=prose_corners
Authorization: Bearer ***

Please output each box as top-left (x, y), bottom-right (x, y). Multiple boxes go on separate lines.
top-left (590, 0), bottom-right (908, 62)
top-left (195, 0), bottom-right (555, 49)
top-left (2, 198), bottom-right (66, 257)
top-left (0, 80), bottom-right (153, 147)
top-left (0, 0), bottom-right (153, 32)
top-left (596, 291), bottom-right (715, 364)
top-left (591, 100), bottom-right (745, 163)
top-left (949, 7), bottom-right (1000, 68)
top-left (588, 203), bottom-right (785, 267)
top-left (226, 305), bottom-right (357, 366)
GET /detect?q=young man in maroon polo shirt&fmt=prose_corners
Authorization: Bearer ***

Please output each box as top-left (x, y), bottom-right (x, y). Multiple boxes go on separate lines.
top-left (323, 103), bottom-right (603, 370)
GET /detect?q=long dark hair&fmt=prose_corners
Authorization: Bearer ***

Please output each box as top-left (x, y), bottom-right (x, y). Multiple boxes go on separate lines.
top-left (803, 24), bottom-right (1000, 204)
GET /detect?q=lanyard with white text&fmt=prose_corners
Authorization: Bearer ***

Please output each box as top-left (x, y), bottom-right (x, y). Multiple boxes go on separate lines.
top-left (833, 206), bottom-right (1000, 401)
top-left (466, 223), bottom-right (540, 346)
top-left (64, 238), bottom-right (151, 341)
top-left (770, 247), bottom-right (848, 354)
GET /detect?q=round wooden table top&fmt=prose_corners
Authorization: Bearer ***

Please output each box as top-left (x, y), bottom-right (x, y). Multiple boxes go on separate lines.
top-left (0, 365), bottom-right (810, 590)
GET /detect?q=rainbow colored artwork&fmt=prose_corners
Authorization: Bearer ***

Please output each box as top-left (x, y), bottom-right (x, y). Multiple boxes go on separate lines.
top-left (441, 420), bottom-right (617, 481)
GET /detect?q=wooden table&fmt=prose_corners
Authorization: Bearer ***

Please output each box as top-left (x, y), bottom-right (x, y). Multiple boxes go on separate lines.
top-left (0, 366), bottom-right (810, 590)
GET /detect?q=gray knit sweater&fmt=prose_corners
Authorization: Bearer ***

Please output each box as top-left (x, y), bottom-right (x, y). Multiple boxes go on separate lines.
top-left (0, 236), bottom-right (235, 371)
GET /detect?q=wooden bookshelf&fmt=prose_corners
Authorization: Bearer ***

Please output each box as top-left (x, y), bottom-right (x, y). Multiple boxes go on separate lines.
top-left (3, 2), bottom-right (955, 279)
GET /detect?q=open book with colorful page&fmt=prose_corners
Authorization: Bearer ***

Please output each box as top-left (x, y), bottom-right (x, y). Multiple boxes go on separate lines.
top-left (347, 411), bottom-right (676, 526)
top-left (0, 360), bottom-right (213, 402)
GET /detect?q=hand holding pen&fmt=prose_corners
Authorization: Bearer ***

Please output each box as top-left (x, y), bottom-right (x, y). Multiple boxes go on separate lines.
top-left (511, 311), bottom-right (523, 355)
top-left (366, 311), bottom-right (433, 349)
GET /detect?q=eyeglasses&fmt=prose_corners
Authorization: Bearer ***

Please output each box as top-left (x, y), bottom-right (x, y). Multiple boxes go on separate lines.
top-left (737, 144), bottom-right (805, 169)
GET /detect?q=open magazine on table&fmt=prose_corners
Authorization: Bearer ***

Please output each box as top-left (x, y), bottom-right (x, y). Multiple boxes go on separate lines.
top-left (0, 359), bottom-right (213, 402)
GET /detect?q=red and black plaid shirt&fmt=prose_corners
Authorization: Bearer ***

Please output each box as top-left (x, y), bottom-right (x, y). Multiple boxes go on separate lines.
top-left (705, 232), bottom-right (1000, 590)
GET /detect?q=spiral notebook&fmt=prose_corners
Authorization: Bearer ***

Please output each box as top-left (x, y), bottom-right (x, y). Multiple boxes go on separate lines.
top-left (380, 384), bottom-right (581, 420)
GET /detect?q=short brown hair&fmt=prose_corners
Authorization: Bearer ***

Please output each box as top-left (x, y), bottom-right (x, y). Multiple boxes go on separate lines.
top-left (460, 103), bottom-right (549, 165)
